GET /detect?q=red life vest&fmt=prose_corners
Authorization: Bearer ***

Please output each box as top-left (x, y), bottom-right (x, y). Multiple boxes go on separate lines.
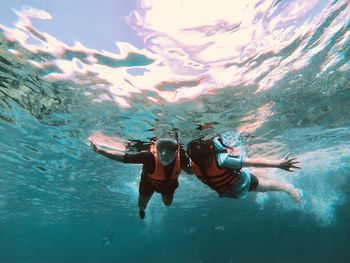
top-left (146, 143), bottom-right (181, 186)
top-left (191, 155), bottom-right (240, 194)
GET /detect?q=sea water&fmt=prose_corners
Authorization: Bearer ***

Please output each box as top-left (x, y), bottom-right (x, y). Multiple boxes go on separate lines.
top-left (0, 1), bottom-right (349, 262)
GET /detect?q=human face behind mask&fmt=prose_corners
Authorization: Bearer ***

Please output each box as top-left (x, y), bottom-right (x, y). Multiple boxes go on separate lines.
top-left (156, 138), bottom-right (179, 166)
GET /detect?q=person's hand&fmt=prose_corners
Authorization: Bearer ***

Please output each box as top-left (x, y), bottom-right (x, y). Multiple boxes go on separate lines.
top-left (88, 133), bottom-right (102, 152)
top-left (90, 141), bottom-right (100, 152)
top-left (278, 153), bottom-right (301, 172)
top-left (88, 140), bottom-right (100, 152)
top-left (88, 131), bottom-right (127, 153)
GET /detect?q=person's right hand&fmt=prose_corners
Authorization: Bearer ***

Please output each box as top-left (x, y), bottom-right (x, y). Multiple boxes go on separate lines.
top-left (278, 153), bottom-right (301, 172)
top-left (88, 131), bottom-right (127, 153)
top-left (90, 141), bottom-right (100, 152)
top-left (88, 133), bottom-right (101, 152)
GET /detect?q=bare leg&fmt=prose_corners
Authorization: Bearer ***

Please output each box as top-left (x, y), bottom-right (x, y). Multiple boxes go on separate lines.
top-left (161, 194), bottom-right (173, 206)
top-left (250, 168), bottom-right (269, 179)
top-left (254, 177), bottom-right (301, 203)
top-left (138, 194), bottom-right (153, 219)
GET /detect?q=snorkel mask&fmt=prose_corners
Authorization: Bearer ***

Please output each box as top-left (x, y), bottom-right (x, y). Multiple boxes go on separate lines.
top-left (219, 131), bottom-right (239, 148)
top-left (156, 138), bottom-right (179, 166)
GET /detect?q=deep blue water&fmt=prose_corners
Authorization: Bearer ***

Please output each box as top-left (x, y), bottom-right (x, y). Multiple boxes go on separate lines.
top-left (1, 1), bottom-right (350, 262)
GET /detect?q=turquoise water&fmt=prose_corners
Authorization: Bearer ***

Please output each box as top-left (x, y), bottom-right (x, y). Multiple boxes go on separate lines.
top-left (1, 1), bottom-right (350, 262)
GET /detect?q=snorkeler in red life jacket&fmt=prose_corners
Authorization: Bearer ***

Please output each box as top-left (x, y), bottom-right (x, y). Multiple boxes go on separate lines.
top-left (189, 139), bottom-right (240, 195)
top-left (146, 142), bottom-right (181, 187)
top-left (188, 136), bottom-right (256, 198)
top-left (188, 131), bottom-right (302, 202)
top-left (88, 132), bottom-right (191, 219)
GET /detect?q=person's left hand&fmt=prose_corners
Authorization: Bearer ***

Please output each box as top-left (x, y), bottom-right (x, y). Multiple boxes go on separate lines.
top-left (278, 153), bottom-right (301, 172)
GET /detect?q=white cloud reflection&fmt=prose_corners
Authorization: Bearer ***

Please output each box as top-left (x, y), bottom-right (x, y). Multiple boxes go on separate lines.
top-left (1, 1), bottom-right (349, 110)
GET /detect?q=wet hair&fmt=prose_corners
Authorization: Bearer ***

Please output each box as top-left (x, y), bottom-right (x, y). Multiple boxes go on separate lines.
top-left (187, 138), bottom-right (213, 166)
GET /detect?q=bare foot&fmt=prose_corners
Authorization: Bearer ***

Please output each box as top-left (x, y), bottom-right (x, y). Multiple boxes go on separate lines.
top-left (289, 188), bottom-right (301, 203)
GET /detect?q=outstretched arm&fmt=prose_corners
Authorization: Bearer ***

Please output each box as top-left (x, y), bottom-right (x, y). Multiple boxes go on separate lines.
top-left (88, 132), bottom-right (127, 162)
top-left (242, 153), bottom-right (300, 172)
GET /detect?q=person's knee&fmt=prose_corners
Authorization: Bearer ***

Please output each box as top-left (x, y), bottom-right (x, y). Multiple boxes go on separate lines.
top-left (163, 199), bottom-right (173, 206)
top-left (162, 195), bottom-right (173, 206)
top-left (253, 179), bottom-right (268, 192)
top-left (254, 185), bottom-right (267, 192)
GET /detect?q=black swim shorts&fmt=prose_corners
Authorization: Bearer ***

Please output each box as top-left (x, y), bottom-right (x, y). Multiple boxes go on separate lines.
top-left (249, 173), bottom-right (259, 191)
top-left (139, 177), bottom-right (179, 197)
